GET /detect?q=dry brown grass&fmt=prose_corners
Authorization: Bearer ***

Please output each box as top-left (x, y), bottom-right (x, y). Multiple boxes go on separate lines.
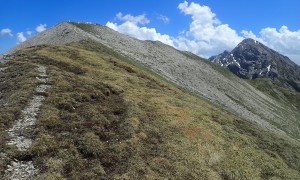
top-left (1, 41), bottom-right (300, 179)
top-left (182, 124), bottom-right (213, 140)
top-left (0, 60), bottom-right (38, 175)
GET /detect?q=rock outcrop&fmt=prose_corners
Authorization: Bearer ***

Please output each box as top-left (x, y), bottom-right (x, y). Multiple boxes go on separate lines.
top-left (209, 38), bottom-right (300, 91)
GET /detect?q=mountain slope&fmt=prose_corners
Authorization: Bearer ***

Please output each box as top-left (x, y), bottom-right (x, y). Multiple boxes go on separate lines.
top-left (209, 38), bottom-right (300, 91)
top-left (1, 41), bottom-right (300, 179)
top-left (3, 22), bottom-right (300, 140)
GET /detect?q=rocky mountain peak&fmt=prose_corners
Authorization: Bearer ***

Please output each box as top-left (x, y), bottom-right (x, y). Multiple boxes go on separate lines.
top-left (209, 38), bottom-right (300, 91)
top-left (241, 38), bottom-right (260, 45)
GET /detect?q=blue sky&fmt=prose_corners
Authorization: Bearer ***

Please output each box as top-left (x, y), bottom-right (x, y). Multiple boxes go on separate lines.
top-left (1, 0), bottom-right (300, 64)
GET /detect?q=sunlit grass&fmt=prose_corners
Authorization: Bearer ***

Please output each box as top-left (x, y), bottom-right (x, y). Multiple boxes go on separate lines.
top-left (1, 41), bottom-right (300, 179)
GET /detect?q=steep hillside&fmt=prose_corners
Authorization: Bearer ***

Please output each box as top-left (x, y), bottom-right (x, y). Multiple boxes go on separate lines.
top-left (4, 22), bottom-right (300, 140)
top-left (209, 38), bottom-right (300, 91)
top-left (248, 78), bottom-right (300, 130)
top-left (1, 41), bottom-right (300, 179)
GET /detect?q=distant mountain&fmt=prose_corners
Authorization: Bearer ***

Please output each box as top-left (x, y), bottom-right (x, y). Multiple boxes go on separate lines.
top-left (209, 38), bottom-right (300, 91)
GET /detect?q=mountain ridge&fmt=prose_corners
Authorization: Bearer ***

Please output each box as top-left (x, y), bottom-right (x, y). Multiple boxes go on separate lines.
top-left (2, 22), bottom-right (299, 138)
top-left (209, 38), bottom-right (300, 91)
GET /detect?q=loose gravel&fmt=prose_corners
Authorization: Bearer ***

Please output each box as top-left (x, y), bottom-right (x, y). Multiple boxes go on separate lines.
top-left (4, 65), bottom-right (50, 180)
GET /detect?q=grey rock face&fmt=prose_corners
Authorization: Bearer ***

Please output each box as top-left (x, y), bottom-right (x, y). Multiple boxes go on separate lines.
top-left (5, 22), bottom-right (299, 137)
top-left (209, 38), bottom-right (300, 91)
top-left (6, 22), bottom-right (88, 54)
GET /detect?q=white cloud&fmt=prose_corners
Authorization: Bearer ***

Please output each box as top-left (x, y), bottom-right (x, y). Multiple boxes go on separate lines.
top-left (0, 28), bottom-right (13, 37)
top-left (107, 14), bottom-right (174, 46)
top-left (241, 30), bottom-right (259, 40)
top-left (242, 26), bottom-right (300, 65)
top-left (106, 2), bottom-right (243, 59)
top-left (106, 1), bottom-right (300, 65)
top-left (260, 26), bottom-right (300, 60)
top-left (177, 1), bottom-right (243, 57)
top-left (116, 12), bottom-right (150, 25)
top-left (36, 24), bottom-right (47, 33)
top-left (26, 30), bottom-right (33, 36)
top-left (157, 14), bottom-right (170, 24)
top-left (17, 32), bottom-right (26, 42)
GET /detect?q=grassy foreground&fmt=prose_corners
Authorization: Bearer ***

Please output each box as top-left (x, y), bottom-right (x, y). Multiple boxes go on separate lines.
top-left (1, 40), bottom-right (300, 179)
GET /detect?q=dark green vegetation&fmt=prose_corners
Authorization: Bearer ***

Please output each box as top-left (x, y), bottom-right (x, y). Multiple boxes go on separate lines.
top-left (1, 41), bottom-right (300, 179)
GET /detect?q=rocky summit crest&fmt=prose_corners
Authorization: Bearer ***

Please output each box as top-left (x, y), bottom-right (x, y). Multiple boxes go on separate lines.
top-left (209, 38), bottom-right (300, 91)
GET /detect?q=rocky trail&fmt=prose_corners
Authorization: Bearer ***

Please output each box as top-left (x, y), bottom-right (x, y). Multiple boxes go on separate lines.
top-left (4, 64), bottom-right (50, 180)
top-left (0, 67), bottom-right (6, 108)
